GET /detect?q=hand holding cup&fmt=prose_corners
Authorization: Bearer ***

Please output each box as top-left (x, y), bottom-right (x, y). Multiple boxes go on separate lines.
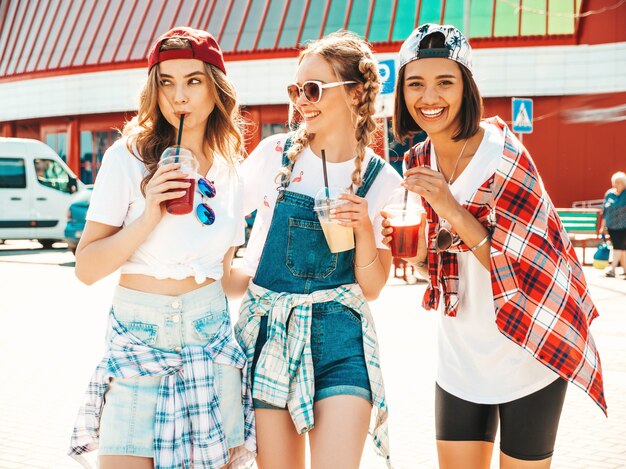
top-left (142, 161), bottom-right (191, 225)
top-left (314, 186), bottom-right (355, 253)
top-left (382, 211), bottom-right (428, 263)
top-left (331, 193), bottom-right (372, 234)
top-left (382, 189), bottom-right (425, 260)
top-left (157, 146), bottom-right (199, 216)
top-left (402, 166), bottom-right (459, 222)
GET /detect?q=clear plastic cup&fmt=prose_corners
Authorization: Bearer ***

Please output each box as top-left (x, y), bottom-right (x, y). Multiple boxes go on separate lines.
top-left (158, 146), bottom-right (199, 215)
top-left (313, 186), bottom-right (355, 253)
top-left (384, 189), bottom-right (424, 258)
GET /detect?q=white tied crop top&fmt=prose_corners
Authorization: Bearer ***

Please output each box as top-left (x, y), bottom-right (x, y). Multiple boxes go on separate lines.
top-left (86, 138), bottom-right (245, 283)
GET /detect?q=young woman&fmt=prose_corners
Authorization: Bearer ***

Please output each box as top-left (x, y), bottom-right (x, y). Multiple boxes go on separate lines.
top-left (232, 32), bottom-right (402, 469)
top-left (383, 24), bottom-right (606, 469)
top-left (68, 27), bottom-right (254, 469)
top-left (602, 171), bottom-right (626, 277)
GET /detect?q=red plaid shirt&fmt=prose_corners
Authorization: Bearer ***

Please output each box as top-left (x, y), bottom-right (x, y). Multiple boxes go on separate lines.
top-left (406, 117), bottom-right (606, 414)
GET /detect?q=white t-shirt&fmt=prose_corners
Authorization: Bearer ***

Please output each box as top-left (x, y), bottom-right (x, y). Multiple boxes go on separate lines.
top-left (86, 138), bottom-right (245, 283)
top-left (434, 122), bottom-right (558, 404)
top-left (240, 134), bottom-right (403, 277)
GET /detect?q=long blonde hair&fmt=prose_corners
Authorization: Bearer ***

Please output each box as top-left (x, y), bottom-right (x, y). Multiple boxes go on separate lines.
top-left (278, 31), bottom-right (381, 190)
top-left (123, 37), bottom-right (245, 195)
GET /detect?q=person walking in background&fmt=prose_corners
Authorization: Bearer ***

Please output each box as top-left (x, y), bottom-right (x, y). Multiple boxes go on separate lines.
top-left (602, 171), bottom-right (626, 278)
top-left (68, 27), bottom-right (254, 469)
top-left (231, 31), bottom-right (402, 469)
top-left (382, 24), bottom-right (606, 469)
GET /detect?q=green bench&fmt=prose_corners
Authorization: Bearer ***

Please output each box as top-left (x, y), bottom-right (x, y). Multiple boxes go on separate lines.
top-left (556, 208), bottom-right (602, 265)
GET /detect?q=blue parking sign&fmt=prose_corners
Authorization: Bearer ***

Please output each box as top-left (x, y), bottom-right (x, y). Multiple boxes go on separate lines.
top-left (378, 59), bottom-right (396, 95)
top-left (512, 98), bottom-right (533, 133)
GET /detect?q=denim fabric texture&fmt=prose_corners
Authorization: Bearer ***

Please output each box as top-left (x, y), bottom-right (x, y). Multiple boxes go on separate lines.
top-left (250, 146), bottom-right (384, 405)
top-left (251, 303), bottom-right (372, 409)
top-left (98, 283), bottom-right (245, 457)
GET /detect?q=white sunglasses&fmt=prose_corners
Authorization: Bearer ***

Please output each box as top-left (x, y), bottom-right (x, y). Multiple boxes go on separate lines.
top-left (287, 80), bottom-right (357, 104)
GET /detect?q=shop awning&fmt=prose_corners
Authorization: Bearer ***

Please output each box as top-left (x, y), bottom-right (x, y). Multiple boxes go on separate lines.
top-left (0, 0), bottom-right (583, 79)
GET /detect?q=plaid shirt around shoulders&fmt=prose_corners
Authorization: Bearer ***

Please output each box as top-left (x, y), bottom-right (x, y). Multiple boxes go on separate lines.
top-left (234, 282), bottom-right (392, 468)
top-left (405, 116), bottom-right (606, 415)
top-left (69, 310), bottom-right (256, 469)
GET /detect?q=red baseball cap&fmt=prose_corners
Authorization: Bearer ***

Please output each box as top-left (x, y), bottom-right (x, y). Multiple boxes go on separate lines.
top-left (147, 27), bottom-right (226, 75)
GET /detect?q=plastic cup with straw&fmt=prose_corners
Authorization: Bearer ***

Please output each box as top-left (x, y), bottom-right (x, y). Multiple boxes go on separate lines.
top-left (384, 187), bottom-right (424, 258)
top-left (313, 149), bottom-right (355, 253)
top-left (157, 114), bottom-right (198, 215)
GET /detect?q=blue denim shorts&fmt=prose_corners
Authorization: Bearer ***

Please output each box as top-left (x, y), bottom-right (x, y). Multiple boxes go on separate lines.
top-left (251, 301), bottom-right (372, 409)
top-left (98, 283), bottom-right (245, 457)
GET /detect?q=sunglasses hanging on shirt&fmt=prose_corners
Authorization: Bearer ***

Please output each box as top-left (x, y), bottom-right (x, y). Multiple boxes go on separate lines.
top-left (435, 219), bottom-right (461, 253)
top-left (196, 177), bottom-right (217, 226)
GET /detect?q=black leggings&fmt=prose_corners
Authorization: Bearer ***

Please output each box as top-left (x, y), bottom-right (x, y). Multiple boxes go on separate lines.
top-left (435, 378), bottom-right (568, 461)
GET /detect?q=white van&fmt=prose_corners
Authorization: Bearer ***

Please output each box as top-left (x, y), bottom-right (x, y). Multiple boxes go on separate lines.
top-left (0, 137), bottom-right (84, 248)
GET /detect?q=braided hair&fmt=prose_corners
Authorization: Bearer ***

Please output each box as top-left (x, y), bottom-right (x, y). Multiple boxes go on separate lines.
top-left (278, 31), bottom-right (381, 190)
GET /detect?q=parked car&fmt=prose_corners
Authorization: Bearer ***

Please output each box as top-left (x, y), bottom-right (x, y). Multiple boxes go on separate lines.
top-left (64, 187), bottom-right (92, 254)
top-left (0, 137), bottom-right (84, 248)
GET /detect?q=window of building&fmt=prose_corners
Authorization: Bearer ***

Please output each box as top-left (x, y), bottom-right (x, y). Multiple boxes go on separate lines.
top-left (45, 132), bottom-right (67, 162)
top-left (261, 123), bottom-right (289, 140)
top-left (392, 0), bottom-right (419, 41)
top-left (0, 158), bottom-right (27, 188)
top-left (347, 0), bottom-right (369, 37)
top-left (278, 1), bottom-right (305, 48)
top-left (238, 0), bottom-right (267, 51)
top-left (257, 0), bottom-right (287, 49)
top-left (300, 1), bottom-right (325, 44)
top-left (220, 0), bottom-right (247, 51)
top-left (80, 129), bottom-right (120, 183)
top-left (369, 0), bottom-right (393, 42)
top-left (419, 0), bottom-right (443, 25)
top-left (34, 158), bottom-right (73, 193)
top-left (324, 1), bottom-right (347, 36)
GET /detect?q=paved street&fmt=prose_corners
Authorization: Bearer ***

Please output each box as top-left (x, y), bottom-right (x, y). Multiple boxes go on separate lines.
top-left (0, 241), bottom-right (624, 469)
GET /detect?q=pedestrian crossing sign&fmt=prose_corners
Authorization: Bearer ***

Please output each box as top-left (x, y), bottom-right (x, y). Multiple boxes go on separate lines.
top-left (512, 98), bottom-right (533, 133)
top-left (378, 59), bottom-right (396, 95)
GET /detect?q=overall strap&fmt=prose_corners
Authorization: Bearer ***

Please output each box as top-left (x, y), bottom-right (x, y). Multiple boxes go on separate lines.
top-left (355, 156), bottom-right (385, 198)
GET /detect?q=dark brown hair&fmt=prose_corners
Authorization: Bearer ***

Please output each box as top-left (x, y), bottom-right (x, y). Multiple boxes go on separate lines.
top-left (393, 32), bottom-right (483, 143)
top-left (122, 37), bottom-right (245, 196)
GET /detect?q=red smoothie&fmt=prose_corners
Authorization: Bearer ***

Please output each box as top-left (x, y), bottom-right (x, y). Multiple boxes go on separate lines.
top-left (165, 178), bottom-right (195, 215)
top-left (390, 222), bottom-right (421, 258)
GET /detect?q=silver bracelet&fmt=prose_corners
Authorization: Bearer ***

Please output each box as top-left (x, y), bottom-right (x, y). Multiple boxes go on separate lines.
top-left (415, 259), bottom-right (427, 268)
top-left (469, 233), bottom-right (490, 252)
top-left (355, 252), bottom-right (379, 269)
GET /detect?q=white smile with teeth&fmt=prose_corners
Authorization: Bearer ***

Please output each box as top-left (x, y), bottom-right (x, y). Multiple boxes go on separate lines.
top-left (421, 108), bottom-right (444, 118)
top-left (304, 111), bottom-right (321, 119)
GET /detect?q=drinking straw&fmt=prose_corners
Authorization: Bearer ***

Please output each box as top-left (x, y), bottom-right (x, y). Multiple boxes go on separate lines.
top-left (402, 188), bottom-right (409, 221)
top-left (399, 189), bottom-right (409, 254)
top-left (175, 114), bottom-right (185, 160)
top-left (321, 149), bottom-right (330, 200)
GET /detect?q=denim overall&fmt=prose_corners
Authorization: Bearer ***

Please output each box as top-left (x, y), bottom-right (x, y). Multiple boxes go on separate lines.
top-left (251, 138), bottom-right (385, 405)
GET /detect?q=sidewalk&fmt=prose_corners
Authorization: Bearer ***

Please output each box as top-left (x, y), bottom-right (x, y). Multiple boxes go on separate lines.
top-left (0, 245), bottom-right (624, 468)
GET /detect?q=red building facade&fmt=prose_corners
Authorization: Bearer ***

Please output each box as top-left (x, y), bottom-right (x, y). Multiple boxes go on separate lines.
top-left (1, 0), bottom-right (624, 206)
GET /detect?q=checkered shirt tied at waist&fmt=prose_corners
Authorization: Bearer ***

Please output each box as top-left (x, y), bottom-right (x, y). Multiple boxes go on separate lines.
top-left (405, 116), bottom-right (606, 415)
top-left (69, 310), bottom-right (256, 469)
top-left (235, 282), bottom-right (392, 468)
